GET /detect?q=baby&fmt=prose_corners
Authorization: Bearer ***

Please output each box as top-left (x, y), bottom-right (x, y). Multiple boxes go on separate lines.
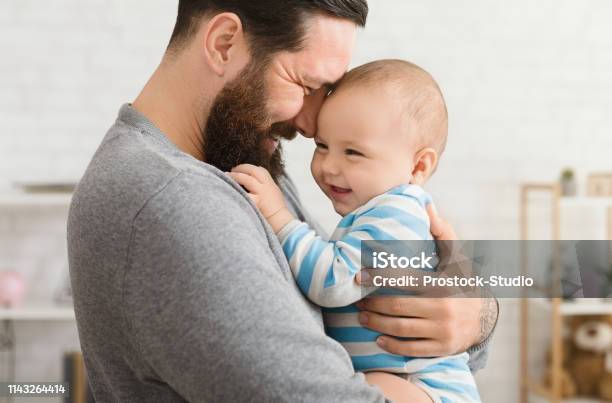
top-left (228, 60), bottom-right (480, 403)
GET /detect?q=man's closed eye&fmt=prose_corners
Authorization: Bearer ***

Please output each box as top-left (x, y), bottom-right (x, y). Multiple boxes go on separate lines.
top-left (303, 86), bottom-right (316, 96)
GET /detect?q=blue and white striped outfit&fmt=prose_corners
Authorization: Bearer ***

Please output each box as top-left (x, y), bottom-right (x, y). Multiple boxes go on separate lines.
top-left (277, 184), bottom-right (481, 403)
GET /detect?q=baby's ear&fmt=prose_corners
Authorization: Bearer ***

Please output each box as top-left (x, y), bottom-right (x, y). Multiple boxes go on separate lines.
top-left (411, 147), bottom-right (438, 186)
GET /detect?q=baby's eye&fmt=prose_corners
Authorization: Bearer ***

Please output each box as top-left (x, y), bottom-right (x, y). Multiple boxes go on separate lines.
top-left (345, 148), bottom-right (364, 157)
top-left (315, 141), bottom-right (328, 150)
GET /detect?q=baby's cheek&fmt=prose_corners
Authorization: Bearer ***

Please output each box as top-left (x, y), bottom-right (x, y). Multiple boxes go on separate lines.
top-left (359, 169), bottom-right (387, 203)
top-left (310, 154), bottom-right (319, 176)
top-left (352, 171), bottom-right (379, 205)
top-left (310, 154), bottom-right (323, 185)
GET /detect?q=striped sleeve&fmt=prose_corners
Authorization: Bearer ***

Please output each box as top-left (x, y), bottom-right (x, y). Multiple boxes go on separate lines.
top-left (278, 192), bottom-right (432, 308)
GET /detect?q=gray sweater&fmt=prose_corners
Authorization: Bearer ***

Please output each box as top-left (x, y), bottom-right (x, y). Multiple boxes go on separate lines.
top-left (67, 104), bottom-right (488, 403)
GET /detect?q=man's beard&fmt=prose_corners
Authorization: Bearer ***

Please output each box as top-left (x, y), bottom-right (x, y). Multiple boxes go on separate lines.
top-left (203, 60), bottom-right (297, 181)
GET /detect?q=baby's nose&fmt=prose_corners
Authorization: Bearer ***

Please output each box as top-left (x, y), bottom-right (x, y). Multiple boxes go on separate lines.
top-left (322, 158), bottom-right (340, 175)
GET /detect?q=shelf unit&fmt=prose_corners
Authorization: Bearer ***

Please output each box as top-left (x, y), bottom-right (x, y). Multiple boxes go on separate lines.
top-left (530, 396), bottom-right (605, 403)
top-left (0, 192), bottom-right (72, 208)
top-left (0, 305), bottom-right (75, 321)
top-left (0, 190), bottom-right (76, 395)
top-left (1, 190), bottom-right (74, 321)
top-left (532, 299), bottom-right (612, 316)
top-left (520, 183), bottom-right (612, 403)
top-left (559, 197), bottom-right (612, 208)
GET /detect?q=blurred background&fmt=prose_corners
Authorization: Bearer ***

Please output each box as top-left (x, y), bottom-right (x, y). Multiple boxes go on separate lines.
top-left (1, 1), bottom-right (611, 402)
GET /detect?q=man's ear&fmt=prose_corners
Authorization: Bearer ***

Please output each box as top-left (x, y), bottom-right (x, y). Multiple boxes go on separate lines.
top-left (411, 147), bottom-right (438, 185)
top-left (202, 12), bottom-right (245, 77)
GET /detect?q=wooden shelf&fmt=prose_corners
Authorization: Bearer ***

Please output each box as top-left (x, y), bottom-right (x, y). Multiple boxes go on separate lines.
top-left (527, 379), bottom-right (607, 403)
top-left (0, 305), bottom-right (75, 320)
top-left (530, 395), bottom-right (605, 403)
top-left (0, 192), bottom-right (72, 208)
top-left (559, 196), bottom-right (612, 207)
top-left (520, 183), bottom-right (612, 403)
top-left (532, 299), bottom-right (612, 316)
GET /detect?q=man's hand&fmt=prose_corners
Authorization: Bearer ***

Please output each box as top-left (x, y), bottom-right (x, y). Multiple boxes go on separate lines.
top-left (355, 297), bottom-right (488, 357)
top-left (227, 164), bottom-right (294, 233)
top-left (427, 204), bottom-right (457, 241)
top-left (354, 204), bottom-right (498, 357)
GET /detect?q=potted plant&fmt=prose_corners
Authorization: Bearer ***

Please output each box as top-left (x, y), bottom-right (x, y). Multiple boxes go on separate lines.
top-left (560, 168), bottom-right (577, 197)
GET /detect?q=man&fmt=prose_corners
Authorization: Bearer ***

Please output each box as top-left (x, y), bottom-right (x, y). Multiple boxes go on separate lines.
top-left (68, 1), bottom-right (497, 402)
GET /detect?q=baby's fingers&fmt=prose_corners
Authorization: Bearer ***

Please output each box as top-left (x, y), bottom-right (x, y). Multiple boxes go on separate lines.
top-left (246, 193), bottom-right (259, 206)
top-left (227, 171), bottom-right (261, 193)
top-left (231, 164), bottom-right (270, 183)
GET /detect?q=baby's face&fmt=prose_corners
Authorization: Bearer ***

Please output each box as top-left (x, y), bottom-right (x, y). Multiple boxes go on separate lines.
top-left (311, 86), bottom-right (417, 216)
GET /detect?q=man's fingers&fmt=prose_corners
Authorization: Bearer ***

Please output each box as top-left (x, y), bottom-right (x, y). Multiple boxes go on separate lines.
top-left (376, 336), bottom-right (445, 357)
top-left (231, 164), bottom-right (269, 183)
top-left (427, 204), bottom-right (445, 238)
top-left (427, 204), bottom-right (457, 241)
top-left (358, 311), bottom-right (434, 338)
top-left (355, 270), bottom-right (374, 285)
top-left (226, 172), bottom-right (261, 193)
top-left (426, 204), bottom-right (439, 227)
top-left (357, 296), bottom-right (435, 318)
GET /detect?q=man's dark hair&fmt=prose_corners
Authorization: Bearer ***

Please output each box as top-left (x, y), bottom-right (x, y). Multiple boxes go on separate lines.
top-left (168, 0), bottom-right (368, 59)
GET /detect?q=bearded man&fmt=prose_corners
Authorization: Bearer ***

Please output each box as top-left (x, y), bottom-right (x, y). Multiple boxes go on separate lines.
top-left (67, 1), bottom-right (497, 402)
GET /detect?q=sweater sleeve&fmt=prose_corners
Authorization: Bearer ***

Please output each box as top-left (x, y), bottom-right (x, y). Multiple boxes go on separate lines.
top-left (278, 193), bottom-right (433, 308)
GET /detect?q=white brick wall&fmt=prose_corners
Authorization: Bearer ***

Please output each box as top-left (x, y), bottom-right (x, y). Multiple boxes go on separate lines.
top-left (0, 0), bottom-right (175, 184)
top-left (1, 1), bottom-right (611, 402)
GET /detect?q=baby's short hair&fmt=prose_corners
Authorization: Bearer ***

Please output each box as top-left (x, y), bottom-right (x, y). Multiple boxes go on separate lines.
top-left (332, 59), bottom-right (448, 154)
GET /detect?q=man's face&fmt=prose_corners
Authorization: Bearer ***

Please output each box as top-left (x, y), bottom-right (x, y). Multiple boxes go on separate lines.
top-left (265, 15), bottom-right (357, 138)
top-left (203, 15), bottom-right (357, 180)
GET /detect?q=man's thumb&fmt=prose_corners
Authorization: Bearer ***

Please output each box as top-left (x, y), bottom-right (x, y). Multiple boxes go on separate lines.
top-left (427, 204), bottom-right (441, 233)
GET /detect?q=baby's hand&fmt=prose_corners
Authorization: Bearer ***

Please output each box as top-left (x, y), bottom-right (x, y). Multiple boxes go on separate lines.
top-left (227, 164), bottom-right (294, 232)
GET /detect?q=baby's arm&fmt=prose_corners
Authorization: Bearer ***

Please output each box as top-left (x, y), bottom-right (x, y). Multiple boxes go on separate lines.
top-left (276, 219), bottom-right (366, 307)
top-left (228, 164), bottom-right (433, 308)
top-left (228, 164), bottom-right (366, 306)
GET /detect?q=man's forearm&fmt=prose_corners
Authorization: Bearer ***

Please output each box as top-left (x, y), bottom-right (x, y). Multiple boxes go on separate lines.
top-left (479, 297), bottom-right (499, 345)
top-left (467, 297), bottom-right (498, 372)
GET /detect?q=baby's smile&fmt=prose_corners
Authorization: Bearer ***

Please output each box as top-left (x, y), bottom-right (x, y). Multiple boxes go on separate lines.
top-left (328, 184), bottom-right (353, 200)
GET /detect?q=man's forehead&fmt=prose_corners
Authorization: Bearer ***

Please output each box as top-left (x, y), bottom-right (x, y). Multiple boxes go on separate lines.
top-left (299, 15), bottom-right (357, 83)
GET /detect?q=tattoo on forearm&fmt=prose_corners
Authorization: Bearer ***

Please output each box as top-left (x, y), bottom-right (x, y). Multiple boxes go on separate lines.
top-left (479, 298), bottom-right (498, 344)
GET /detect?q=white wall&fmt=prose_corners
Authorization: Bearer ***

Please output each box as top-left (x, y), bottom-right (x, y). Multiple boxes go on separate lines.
top-left (1, 1), bottom-right (612, 402)
top-left (0, 0), bottom-right (175, 185)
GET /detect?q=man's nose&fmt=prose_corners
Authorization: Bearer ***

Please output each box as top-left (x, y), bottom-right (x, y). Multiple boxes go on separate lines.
top-left (293, 88), bottom-right (327, 138)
